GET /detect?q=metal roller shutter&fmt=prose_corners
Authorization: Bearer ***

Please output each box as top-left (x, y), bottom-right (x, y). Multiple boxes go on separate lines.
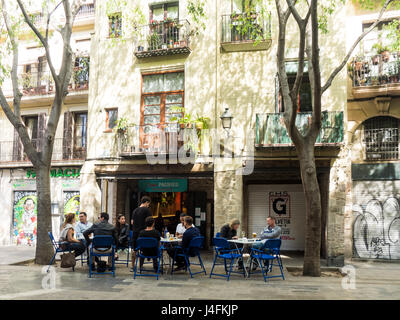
top-left (248, 184), bottom-right (306, 251)
top-left (352, 180), bottom-right (400, 260)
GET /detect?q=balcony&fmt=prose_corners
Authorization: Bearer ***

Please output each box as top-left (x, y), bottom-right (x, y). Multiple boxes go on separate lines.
top-left (16, 66), bottom-right (89, 98)
top-left (117, 125), bottom-right (211, 158)
top-left (255, 111), bottom-right (344, 148)
top-left (0, 138), bottom-right (86, 164)
top-left (221, 12), bottom-right (271, 52)
top-left (349, 52), bottom-right (400, 99)
top-left (134, 20), bottom-right (191, 59)
top-left (76, 3), bottom-right (95, 18)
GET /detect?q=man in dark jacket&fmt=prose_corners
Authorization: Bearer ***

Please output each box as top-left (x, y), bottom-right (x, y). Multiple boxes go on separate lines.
top-left (83, 212), bottom-right (118, 271)
top-left (168, 216), bottom-right (200, 271)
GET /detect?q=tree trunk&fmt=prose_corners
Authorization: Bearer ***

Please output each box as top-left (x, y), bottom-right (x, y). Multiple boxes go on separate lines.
top-left (34, 164), bottom-right (54, 265)
top-left (298, 142), bottom-right (321, 277)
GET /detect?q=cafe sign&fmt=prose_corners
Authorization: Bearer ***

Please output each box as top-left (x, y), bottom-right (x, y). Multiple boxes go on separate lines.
top-left (138, 179), bottom-right (188, 192)
top-left (27, 168), bottom-right (81, 179)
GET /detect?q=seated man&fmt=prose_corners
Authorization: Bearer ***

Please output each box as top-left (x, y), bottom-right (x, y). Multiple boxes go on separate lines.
top-left (175, 213), bottom-right (187, 239)
top-left (83, 212), bottom-right (118, 271)
top-left (138, 216), bottom-right (161, 273)
top-left (253, 216), bottom-right (282, 250)
top-left (168, 216), bottom-right (200, 271)
top-left (74, 212), bottom-right (93, 264)
top-left (251, 217), bottom-right (281, 270)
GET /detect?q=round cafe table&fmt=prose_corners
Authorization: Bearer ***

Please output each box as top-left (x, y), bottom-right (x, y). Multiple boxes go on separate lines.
top-left (160, 238), bottom-right (182, 273)
top-left (228, 238), bottom-right (261, 278)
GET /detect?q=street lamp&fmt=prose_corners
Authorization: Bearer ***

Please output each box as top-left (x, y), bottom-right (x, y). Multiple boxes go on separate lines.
top-left (220, 108), bottom-right (233, 133)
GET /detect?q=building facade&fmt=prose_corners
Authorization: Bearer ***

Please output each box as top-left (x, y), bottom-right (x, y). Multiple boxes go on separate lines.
top-left (0, 0), bottom-right (95, 245)
top-left (1, 0), bottom-right (399, 264)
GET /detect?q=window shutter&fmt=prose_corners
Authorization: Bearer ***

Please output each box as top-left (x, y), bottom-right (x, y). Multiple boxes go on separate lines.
top-left (12, 128), bottom-right (22, 161)
top-left (275, 74), bottom-right (281, 113)
top-left (37, 113), bottom-right (47, 153)
top-left (63, 112), bottom-right (73, 160)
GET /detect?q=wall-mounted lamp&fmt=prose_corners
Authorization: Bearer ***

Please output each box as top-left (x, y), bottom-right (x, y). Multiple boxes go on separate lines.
top-left (220, 108), bottom-right (233, 133)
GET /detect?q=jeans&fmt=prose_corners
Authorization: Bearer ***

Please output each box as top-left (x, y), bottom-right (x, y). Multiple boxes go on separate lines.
top-left (65, 241), bottom-right (86, 257)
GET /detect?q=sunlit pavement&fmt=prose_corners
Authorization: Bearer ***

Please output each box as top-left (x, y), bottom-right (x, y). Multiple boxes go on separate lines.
top-left (0, 250), bottom-right (400, 300)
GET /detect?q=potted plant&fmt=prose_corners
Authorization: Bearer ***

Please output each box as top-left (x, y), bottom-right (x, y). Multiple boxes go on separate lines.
top-left (137, 45), bottom-right (144, 52)
top-left (373, 43), bottom-right (391, 62)
top-left (114, 117), bottom-right (133, 135)
top-left (194, 115), bottom-right (210, 130)
top-left (147, 33), bottom-right (161, 50)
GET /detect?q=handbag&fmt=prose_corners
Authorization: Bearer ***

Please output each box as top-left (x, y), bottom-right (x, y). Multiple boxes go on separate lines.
top-left (60, 252), bottom-right (76, 268)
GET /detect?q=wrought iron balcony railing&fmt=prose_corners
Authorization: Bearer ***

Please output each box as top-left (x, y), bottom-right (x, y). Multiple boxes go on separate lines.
top-left (350, 52), bottom-right (400, 87)
top-left (255, 111), bottom-right (344, 147)
top-left (76, 3), bottom-right (95, 18)
top-left (0, 138), bottom-right (86, 163)
top-left (134, 19), bottom-right (191, 59)
top-left (221, 12), bottom-right (271, 44)
top-left (16, 66), bottom-right (89, 97)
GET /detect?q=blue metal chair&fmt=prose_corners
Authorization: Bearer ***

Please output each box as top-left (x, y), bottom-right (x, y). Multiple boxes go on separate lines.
top-left (215, 232), bottom-right (222, 238)
top-left (134, 237), bottom-right (162, 280)
top-left (171, 236), bottom-right (207, 278)
top-left (115, 231), bottom-right (132, 267)
top-left (209, 237), bottom-right (244, 281)
top-left (248, 239), bottom-right (285, 282)
top-left (89, 235), bottom-right (116, 278)
top-left (47, 231), bottom-right (76, 272)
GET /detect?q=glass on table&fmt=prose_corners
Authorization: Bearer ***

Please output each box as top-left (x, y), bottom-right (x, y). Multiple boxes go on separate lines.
top-left (241, 231), bottom-right (246, 239)
top-left (252, 232), bottom-right (257, 239)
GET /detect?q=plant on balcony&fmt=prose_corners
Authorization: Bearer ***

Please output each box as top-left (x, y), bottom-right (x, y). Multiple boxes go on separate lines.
top-left (194, 115), bottom-right (210, 130)
top-left (373, 43), bottom-right (391, 62)
top-left (147, 33), bottom-right (162, 50)
top-left (114, 117), bottom-right (134, 135)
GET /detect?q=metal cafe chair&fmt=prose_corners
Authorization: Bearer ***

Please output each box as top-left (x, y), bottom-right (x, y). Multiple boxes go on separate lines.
top-left (209, 237), bottom-right (245, 281)
top-left (248, 239), bottom-right (285, 282)
top-left (115, 231), bottom-right (132, 267)
top-left (171, 236), bottom-right (207, 278)
top-left (89, 235), bottom-right (116, 278)
top-left (133, 237), bottom-right (162, 280)
top-left (47, 231), bottom-right (77, 272)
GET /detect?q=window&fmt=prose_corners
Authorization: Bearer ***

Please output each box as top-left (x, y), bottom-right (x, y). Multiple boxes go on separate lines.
top-left (24, 116), bottom-right (39, 142)
top-left (141, 72), bottom-right (184, 139)
top-left (106, 108), bottom-right (118, 132)
top-left (73, 112), bottom-right (87, 159)
top-left (232, 0), bottom-right (259, 13)
top-left (364, 116), bottom-right (399, 160)
top-left (109, 14), bottom-right (122, 37)
top-left (74, 56), bottom-right (90, 87)
top-left (150, 2), bottom-right (179, 22)
top-left (74, 112), bottom-right (87, 149)
top-left (276, 61), bottom-right (312, 113)
top-left (362, 20), bottom-right (397, 55)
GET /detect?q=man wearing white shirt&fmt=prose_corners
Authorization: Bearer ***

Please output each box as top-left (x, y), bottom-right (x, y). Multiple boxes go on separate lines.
top-left (75, 212), bottom-right (93, 246)
top-left (175, 213), bottom-right (187, 238)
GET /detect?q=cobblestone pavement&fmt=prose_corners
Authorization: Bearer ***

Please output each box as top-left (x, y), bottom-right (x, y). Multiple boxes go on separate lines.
top-left (0, 250), bottom-right (399, 300)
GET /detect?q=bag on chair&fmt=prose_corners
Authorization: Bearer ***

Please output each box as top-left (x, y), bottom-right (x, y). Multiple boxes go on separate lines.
top-left (60, 252), bottom-right (76, 268)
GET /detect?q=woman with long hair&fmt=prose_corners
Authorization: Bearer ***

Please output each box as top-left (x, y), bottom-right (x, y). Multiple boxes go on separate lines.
top-left (59, 213), bottom-right (86, 257)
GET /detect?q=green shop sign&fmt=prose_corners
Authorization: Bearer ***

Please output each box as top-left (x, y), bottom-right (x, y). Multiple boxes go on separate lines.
top-left (27, 168), bottom-right (81, 179)
top-left (138, 179), bottom-right (188, 192)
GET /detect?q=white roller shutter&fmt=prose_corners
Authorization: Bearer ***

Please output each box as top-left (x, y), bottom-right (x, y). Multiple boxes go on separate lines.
top-left (352, 180), bottom-right (400, 260)
top-left (248, 184), bottom-right (306, 251)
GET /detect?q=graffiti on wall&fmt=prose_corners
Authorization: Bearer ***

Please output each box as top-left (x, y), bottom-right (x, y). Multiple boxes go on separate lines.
top-left (353, 198), bottom-right (400, 260)
top-left (64, 191), bottom-right (80, 219)
top-left (13, 191), bottom-right (37, 246)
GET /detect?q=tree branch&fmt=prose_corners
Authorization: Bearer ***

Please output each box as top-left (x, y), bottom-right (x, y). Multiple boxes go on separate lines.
top-left (322, 0), bottom-right (393, 93)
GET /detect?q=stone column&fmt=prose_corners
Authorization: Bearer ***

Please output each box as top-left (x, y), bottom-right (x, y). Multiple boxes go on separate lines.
top-left (80, 160), bottom-right (101, 223)
top-left (214, 164), bottom-right (243, 235)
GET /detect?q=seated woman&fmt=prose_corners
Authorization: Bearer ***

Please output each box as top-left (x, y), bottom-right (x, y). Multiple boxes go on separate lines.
top-left (59, 213), bottom-right (86, 258)
top-left (220, 219), bottom-right (243, 269)
top-left (115, 214), bottom-right (130, 260)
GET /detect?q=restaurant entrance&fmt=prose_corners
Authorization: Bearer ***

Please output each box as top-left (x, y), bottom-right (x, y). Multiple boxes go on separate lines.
top-left (115, 177), bottom-right (214, 248)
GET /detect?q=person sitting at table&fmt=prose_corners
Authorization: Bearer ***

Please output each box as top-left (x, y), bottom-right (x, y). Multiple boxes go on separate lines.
top-left (220, 219), bottom-right (240, 240)
top-left (83, 212), bottom-right (118, 271)
top-left (175, 213), bottom-right (187, 238)
top-left (168, 216), bottom-right (200, 271)
top-left (251, 216), bottom-right (281, 271)
top-left (138, 216), bottom-right (161, 273)
top-left (74, 212), bottom-right (93, 265)
top-left (220, 219), bottom-right (243, 269)
top-left (115, 214), bottom-right (130, 260)
top-left (59, 213), bottom-right (86, 258)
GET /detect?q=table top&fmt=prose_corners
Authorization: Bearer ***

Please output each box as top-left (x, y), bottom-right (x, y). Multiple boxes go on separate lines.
top-left (161, 238), bottom-right (182, 243)
top-left (228, 238), bottom-right (261, 245)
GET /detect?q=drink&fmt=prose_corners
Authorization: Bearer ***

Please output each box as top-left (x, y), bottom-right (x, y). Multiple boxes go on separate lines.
top-left (252, 232), bottom-right (257, 239)
top-left (166, 232), bottom-right (170, 239)
top-left (170, 234), bottom-right (174, 241)
top-left (241, 231), bottom-right (245, 239)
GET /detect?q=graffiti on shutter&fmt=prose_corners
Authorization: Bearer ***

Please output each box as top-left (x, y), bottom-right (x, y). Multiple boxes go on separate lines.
top-left (63, 112), bottom-right (73, 160)
top-left (352, 181), bottom-right (400, 260)
top-left (12, 128), bottom-right (22, 161)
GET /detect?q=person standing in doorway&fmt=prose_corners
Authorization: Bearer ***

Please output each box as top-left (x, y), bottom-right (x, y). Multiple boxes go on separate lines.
top-left (130, 196), bottom-right (152, 272)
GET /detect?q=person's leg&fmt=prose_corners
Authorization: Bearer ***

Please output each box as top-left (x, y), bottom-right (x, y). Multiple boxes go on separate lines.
top-left (70, 242), bottom-right (85, 257)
